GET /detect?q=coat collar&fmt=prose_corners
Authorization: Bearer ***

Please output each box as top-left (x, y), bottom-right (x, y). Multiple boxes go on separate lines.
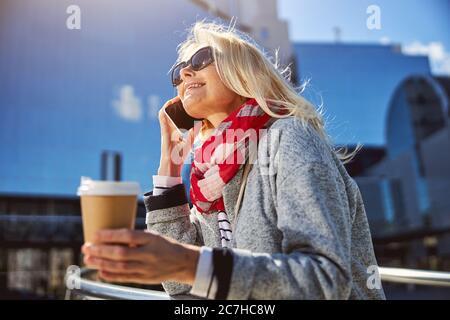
top-left (221, 164), bottom-right (245, 225)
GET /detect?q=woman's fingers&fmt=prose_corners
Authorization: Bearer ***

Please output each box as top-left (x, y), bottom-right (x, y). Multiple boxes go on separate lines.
top-left (82, 243), bottom-right (144, 261)
top-left (93, 229), bottom-right (153, 245)
top-left (186, 124), bottom-right (198, 146)
top-left (84, 256), bottom-right (144, 274)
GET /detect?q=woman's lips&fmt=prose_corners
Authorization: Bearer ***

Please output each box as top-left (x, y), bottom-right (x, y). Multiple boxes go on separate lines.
top-left (185, 84), bottom-right (205, 96)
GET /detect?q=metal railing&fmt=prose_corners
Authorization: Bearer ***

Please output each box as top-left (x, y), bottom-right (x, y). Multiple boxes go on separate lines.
top-left (378, 267), bottom-right (450, 287)
top-left (65, 268), bottom-right (196, 300)
top-left (65, 267), bottom-right (450, 300)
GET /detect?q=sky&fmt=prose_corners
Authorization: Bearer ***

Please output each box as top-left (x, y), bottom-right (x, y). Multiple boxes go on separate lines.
top-left (278, 0), bottom-right (450, 75)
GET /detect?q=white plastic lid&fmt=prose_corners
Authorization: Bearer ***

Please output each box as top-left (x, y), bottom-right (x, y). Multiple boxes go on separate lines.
top-left (77, 176), bottom-right (141, 196)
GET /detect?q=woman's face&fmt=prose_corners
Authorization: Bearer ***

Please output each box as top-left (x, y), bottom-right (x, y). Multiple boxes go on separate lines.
top-left (176, 49), bottom-right (244, 121)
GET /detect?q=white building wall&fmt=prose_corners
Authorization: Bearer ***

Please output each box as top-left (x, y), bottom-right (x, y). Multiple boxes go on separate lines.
top-left (236, 0), bottom-right (293, 63)
top-left (194, 0), bottom-right (293, 65)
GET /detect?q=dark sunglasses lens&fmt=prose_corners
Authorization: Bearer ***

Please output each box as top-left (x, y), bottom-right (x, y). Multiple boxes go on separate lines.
top-left (191, 48), bottom-right (212, 70)
top-left (171, 63), bottom-right (184, 86)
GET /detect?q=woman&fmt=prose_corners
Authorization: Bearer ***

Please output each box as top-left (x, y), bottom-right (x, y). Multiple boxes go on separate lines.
top-left (82, 21), bottom-right (386, 300)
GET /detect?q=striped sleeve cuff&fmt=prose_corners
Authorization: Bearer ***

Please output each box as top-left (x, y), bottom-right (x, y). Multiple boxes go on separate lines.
top-left (152, 175), bottom-right (183, 196)
top-left (143, 183), bottom-right (188, 212)
top-left (189, 247), bottom-right (234, 300)
top-left (190, 246), bottom-right (214, 299)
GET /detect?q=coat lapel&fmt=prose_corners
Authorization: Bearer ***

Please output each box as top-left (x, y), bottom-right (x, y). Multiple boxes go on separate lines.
top-left (221, 164), bottom-right (245, 225)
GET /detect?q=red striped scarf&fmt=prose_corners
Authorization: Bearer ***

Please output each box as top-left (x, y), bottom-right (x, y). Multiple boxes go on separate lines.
top-left (189, 98), bottom-right (272, 214)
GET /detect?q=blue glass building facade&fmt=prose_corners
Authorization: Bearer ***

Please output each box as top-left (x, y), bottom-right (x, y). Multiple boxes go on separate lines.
top-left (366, 76), bottom-right (450, 234)
top-left (0, 0), bottom-right (213, 197)
top-left (293, 42), bottom-right (431, 145)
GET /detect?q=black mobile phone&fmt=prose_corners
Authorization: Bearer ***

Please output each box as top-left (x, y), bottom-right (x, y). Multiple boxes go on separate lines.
top-left (164, 100), bottom-right (201, 133)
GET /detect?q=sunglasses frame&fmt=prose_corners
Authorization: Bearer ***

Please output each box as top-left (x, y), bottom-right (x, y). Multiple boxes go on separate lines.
top-left (171, 46), bottom-right (214, 87)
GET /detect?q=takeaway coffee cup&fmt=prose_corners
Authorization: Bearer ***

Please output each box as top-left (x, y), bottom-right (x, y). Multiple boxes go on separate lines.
top-left (77, 177), bottom-right (141, 243)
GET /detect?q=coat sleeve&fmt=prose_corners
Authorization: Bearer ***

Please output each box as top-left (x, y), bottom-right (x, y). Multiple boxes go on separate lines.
top-left (144, 183), bottom-right (204, 296)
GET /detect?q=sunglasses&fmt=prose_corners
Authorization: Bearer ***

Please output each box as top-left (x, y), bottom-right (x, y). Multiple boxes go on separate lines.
top-left (171, 46), bottom-right (214, 87)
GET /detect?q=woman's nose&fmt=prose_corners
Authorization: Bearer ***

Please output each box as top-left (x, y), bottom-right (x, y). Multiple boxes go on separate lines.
top-left (180, 65), bottom-right (194, 83)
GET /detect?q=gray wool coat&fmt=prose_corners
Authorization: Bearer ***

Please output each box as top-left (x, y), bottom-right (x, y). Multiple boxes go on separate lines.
top-left (144, 116), bottom-right (386, 300)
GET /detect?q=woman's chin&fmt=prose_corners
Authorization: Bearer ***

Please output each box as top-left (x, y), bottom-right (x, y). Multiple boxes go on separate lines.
top-left (183, 101), bottom-right (204, 119)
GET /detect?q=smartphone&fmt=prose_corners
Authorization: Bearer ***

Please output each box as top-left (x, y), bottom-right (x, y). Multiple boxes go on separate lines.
top-left (164, 100), bottom-right (201, 134)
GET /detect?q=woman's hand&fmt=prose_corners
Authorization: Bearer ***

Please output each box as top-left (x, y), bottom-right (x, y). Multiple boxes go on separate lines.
top-left (157, 96), bottom-right (195, 177)
top-left (81, 229), bottom-right (200, 285)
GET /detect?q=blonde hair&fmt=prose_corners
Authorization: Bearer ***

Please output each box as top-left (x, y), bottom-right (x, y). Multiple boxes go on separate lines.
top-left (174, 20), bottom-right (359, 163)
